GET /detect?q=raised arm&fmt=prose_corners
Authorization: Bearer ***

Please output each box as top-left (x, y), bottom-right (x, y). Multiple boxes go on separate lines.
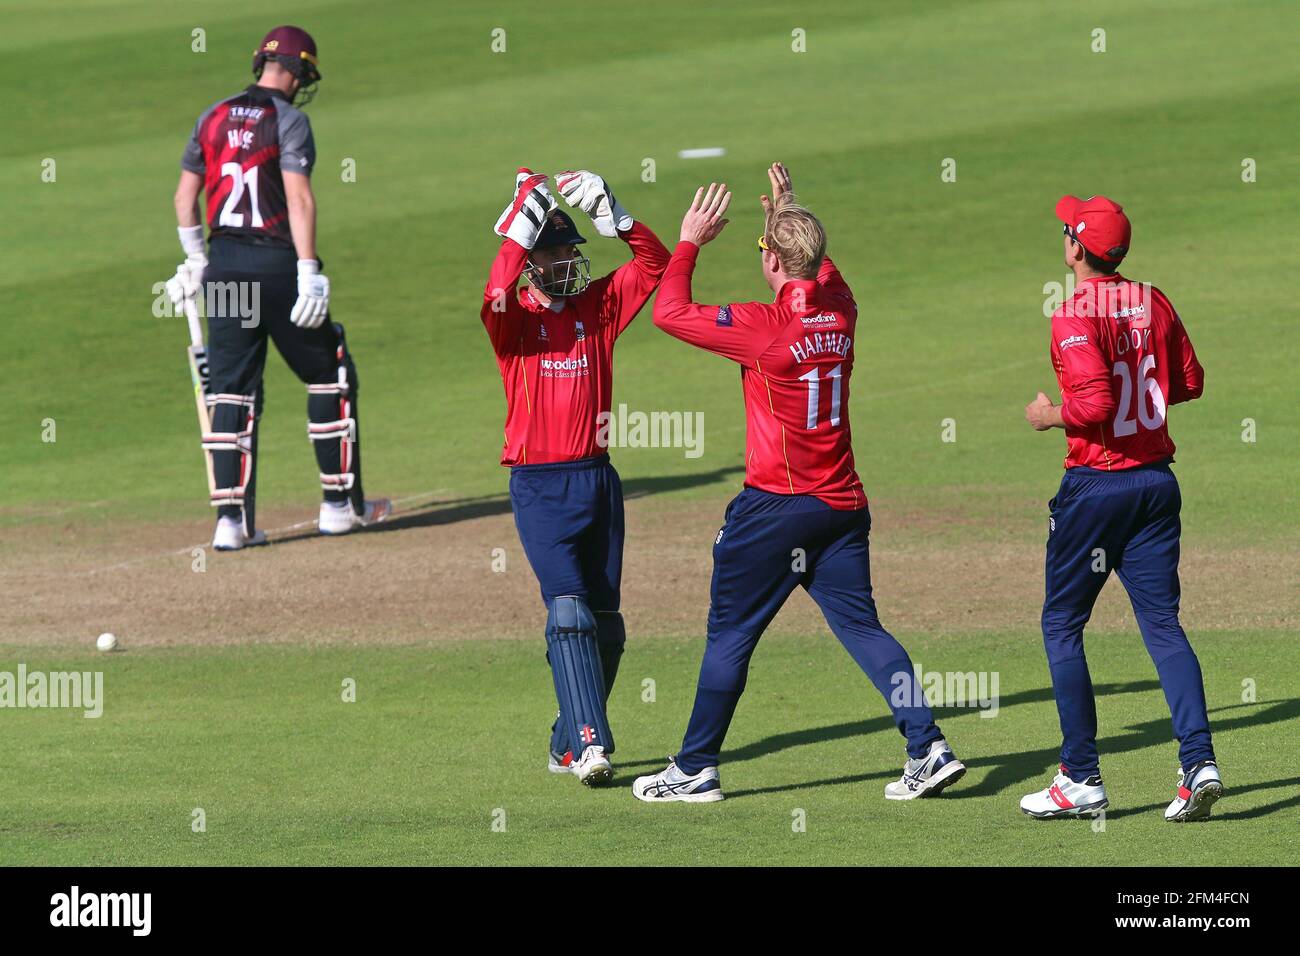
top-left (651, 239), bottom-right (726, 348)
top-left (816, 254), bottom-right (855, 313)
top-left (554, 170), bottom-right (670, 334)
top-left (653, 184), bottom-right (777, 365)
top-left (480, 238), bottom-right (528, 351)
top-left (759, 161), bottom-right (854, 312)
top-left (652, 182), bottom-right (732, 350)
top-left (481, 169), bottom-right (557, 351)
top-left (597, 221), bottom-right (671, 334)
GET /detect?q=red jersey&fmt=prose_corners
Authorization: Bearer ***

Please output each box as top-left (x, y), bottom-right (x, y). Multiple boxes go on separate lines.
top-left (1050, 274), bottom-right (1204, 470)
top-left (480, 222), bottom-right (670, 465)
top-left (181, 85), bottom-right (315, 248)
top-left (653, 241), bottom-right (866, 510)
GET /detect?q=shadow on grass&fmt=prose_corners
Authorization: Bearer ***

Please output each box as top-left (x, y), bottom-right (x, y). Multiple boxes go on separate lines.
top-left (266, 464), bottom-right (745, 544)
top-left (676, 691), bottom-right (1297, 812)
top-left (1101, 775), bottom-right (1300, 822)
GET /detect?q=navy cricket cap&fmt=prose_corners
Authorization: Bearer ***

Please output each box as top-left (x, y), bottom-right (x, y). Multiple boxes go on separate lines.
top-left (535, 209), bottom-right (587, 248)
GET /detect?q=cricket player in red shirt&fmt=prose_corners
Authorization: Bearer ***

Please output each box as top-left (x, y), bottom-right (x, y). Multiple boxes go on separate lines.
top-left (1019, 195), bottom-right (1221, 821)
top-left (483, 169), bottom-right (670, 786)
top-left (632, 165), bottom-right (964, 803)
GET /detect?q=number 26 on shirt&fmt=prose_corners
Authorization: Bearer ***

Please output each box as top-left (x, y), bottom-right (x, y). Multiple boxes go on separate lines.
top-left (1112, 354), bottom-right (1166, 437)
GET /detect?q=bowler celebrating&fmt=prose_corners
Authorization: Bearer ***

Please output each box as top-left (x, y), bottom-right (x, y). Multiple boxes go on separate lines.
top-left (634, 165), bottom-right (964, 803)
top-left (482, 169), bottom-right (669, 787)
top-left (1020, 195), bottom-right (1221, 821)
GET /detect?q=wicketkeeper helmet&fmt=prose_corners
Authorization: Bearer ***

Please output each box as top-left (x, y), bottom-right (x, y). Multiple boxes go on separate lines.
top-left (526, 209), bottom-right (591, 296)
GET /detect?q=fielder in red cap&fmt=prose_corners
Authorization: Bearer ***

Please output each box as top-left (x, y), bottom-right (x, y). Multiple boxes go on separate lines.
top-left (164, 26), bottom-right (389, 551)
top-left (1019, 195), bottom-right (1221, 823)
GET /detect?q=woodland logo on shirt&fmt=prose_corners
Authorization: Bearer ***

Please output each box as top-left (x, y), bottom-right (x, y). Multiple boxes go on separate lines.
top-left (1059, 334), bottom-right (1089, 351)
top-left (1112, 303), bottom-right (1146, 322)
top-left (540, 355), bottom-right (588, 372)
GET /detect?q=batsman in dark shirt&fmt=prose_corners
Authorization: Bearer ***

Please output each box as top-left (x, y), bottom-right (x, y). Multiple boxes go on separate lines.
top-left (165, 24), bottom-right (388, 551)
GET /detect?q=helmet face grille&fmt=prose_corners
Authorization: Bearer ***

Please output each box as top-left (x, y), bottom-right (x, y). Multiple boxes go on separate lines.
top-left (525, 255), bottom-right (592, 296)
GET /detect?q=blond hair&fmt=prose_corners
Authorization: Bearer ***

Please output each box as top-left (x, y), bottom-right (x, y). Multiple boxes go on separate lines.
top-left (765, 196), bottom-right (826, 279)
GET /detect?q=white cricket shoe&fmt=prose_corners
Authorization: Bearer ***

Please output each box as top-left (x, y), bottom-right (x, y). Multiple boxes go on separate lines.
top-left (1165, 760), bottom-right (1223, 822)
top-left (547, 749), bottom-right (576, 776)
top-left (318, 497), bottom-right (392, 535)
top-left (212, 516), bottom-right (267, 552)
top-left (572, 745), bottom-right (613, 787)
top-left (632, 759), bottom-right (724, 803)
top-left (1020, 765), bottom-right (1109, 818)
top-left (884, 738), bottom-right (967, 800)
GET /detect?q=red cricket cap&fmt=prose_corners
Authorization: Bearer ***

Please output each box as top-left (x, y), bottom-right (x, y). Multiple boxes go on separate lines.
top-left (1055, 195), bottom-right (1131, 263)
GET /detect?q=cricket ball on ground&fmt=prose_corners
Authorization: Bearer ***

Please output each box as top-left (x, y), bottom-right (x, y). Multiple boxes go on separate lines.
top-left (96, 632), bottom-right (118, 652)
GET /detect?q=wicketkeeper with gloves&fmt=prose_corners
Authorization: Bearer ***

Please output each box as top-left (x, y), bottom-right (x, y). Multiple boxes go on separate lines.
top-left (481, 168), bottom-right (670, 786)
top-left (165, 24), bottom-right (388, 551)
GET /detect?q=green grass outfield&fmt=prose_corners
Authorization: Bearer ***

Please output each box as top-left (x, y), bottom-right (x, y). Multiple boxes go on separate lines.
top-left (1, 633), bottom-right (1297, 866)
top-left (2, 0), bottom-right (1297, 529)
top-left (1, 1), bottom-right (1296, 865)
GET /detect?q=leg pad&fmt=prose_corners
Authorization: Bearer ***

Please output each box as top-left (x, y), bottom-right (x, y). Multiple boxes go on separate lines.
top-left (202, 392), bottom-right (257, 515)
top-left (546, 596), bottom-right (615, 755)
top-left (307, 338), bottom-right (358, 496)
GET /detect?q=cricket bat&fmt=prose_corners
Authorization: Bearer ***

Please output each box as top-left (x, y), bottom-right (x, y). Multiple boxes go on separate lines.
top-left (184, 298), bottom-right (217, 493)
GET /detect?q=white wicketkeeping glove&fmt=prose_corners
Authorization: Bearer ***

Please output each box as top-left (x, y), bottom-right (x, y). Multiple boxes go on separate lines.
top-left (291, 259), bottom-right (331, 329)
top-left (493, 168), bottom-right (558, 250)
top-left (555, 170), bottom-right (632, 238)
top-left (165, 224), bottom-right (207, 314)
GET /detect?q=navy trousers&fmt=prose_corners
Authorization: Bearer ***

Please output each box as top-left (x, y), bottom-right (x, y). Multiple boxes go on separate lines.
top-left (1042, 460), bottom-right (1215, 777)
top-left (676, 488), bottom-right (943, 774)
top-left (510, 454), bottom-right (625, 756)
top-left (509, 454), bottom-right (624, 609)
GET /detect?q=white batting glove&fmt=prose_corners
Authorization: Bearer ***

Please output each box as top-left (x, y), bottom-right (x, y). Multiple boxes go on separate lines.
top-left (165, 224), bottom-right (207, 314)
top-left (555, 170), bottom-right (632, 238)
top-left (493, 168), bottom-right (557, 250)
top-left (165, 254), bottom-right (207, 315)
top-left (291, 259), bottom-right (330, 329)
